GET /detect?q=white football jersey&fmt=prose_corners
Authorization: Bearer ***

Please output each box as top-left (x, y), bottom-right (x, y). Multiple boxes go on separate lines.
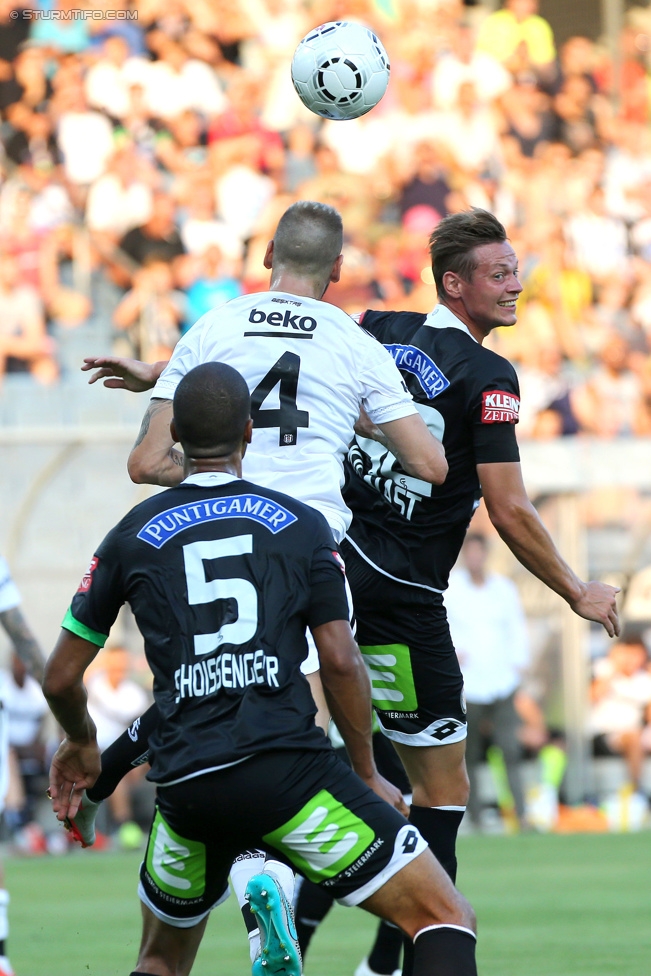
top-left (152, 291), bottom-right (416, 540)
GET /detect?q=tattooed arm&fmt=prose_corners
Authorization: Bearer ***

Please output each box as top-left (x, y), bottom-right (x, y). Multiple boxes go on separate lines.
top-left (0, 606), bottom-right (46, 685)
top-left (128, 398), bottom-right (185, 486)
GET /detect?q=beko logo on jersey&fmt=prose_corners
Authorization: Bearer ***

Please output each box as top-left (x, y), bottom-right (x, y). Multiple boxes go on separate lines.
top-left (384, 344), bottom-right (450, 400)
top-left (481, 390), bottom-right (520, 424)
top-left (247, 308), bottom-right (317, 332)
top-left (138, 495), bottom-right (298, 548)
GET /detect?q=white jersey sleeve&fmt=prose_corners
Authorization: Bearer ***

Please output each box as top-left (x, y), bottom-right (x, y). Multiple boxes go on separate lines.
top-left (0, 557), bottom-right (21, 614)
top-left (150, 292), bottom-right (416, 540)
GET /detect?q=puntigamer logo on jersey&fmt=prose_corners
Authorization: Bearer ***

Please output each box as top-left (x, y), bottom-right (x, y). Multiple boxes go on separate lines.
top-left (248, 308), bottom-right (317, 332)
top-left (481, 390), bottom-right (520, 424)
top-left (384, 344), bottom-right (450, 400)
top-left (138, 495), bottom-right (298, 548)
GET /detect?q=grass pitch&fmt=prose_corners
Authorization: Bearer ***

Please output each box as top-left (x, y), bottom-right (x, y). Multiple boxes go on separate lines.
top-left (6, 832), bottom-right (650, 975)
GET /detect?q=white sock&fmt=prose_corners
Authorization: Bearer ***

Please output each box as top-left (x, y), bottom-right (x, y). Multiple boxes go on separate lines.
top-left (229, 851), bottom-right (265, 962)
top-left (264, 859), bottom-right (296, 904)
top-left (0, 889), bottom-right (9, 942)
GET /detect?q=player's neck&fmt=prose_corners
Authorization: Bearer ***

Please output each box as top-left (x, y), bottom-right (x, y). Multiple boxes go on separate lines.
top-left (269, 272), bottom-right (327, 301)
top-left (438, 299), bottom-right (488, 345)
top-left (184, 456), bottom-right (243, 479)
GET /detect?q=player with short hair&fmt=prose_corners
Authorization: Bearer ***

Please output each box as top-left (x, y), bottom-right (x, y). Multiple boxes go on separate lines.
top-left (44, 362), bottom-right (478, 976)
top-left (337, 207), bottom-right (619, 976)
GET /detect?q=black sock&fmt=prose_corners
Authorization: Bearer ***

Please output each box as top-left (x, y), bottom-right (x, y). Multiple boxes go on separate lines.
top-left (87, 704), bottom-right (160, 803)
top-left (409, 806), bottom-right (465, 883)
top-left (0, 940), bottom-right (5, 956)
top-left (412, 926), bottom-right (476, 976)
top-left (367, 919), bottom-right (403, 974)
top-left (402, 805), bottom-right (466, 976)
top-left (293, 879), bottom-right (334, 955)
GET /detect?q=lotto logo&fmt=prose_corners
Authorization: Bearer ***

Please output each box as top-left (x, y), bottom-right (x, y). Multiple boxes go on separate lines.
top-left (248, 307), bottom-right (317, 332)
top-left (481, 390), bottom-right (520, 424)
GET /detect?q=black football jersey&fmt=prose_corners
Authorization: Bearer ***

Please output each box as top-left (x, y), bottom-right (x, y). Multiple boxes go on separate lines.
top-left (344, 305), bottom-right (521, 592)
top-left (63, 473), bottom-right (349, 784)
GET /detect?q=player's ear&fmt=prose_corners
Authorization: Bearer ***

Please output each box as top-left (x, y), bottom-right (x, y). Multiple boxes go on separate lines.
top-left (170, 418), bottom-right (178, 443)
top-left (243, 418), bottom-right (253, 446)
top-left (330, 253), bottom-right (344, 283)
top-left (442, 270), bottom-right (462, 297)
top-left (263, 240), bottom-right (274, 269)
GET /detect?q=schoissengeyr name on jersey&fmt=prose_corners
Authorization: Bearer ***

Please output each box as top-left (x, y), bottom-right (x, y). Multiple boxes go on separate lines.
top-left (175, 648), bottom-right (279, 703)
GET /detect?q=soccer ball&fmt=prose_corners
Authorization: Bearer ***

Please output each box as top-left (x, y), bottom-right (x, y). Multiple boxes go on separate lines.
top-left (291, 21), bottom-right (390, 121)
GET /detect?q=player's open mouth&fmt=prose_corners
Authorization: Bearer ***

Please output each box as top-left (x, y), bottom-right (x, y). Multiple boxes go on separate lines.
top-left (498, 301), bottom-right (517, 307)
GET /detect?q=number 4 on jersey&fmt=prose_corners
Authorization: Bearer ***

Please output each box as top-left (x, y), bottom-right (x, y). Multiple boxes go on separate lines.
top-left (251, 352), bottom-right (310, 446)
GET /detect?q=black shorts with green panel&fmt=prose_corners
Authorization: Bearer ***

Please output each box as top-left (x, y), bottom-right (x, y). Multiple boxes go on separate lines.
top-left (139, 747), bottom-right (427, 927)
top-left (342, 540), bottom-right (467, 747)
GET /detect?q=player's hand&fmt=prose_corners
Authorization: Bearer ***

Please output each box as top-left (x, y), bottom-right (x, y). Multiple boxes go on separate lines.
top-left (570, 581), bottom-right (621, 638)
top-left (81, 356), bottom-right (165, 392)
top-left (363, 771), bottom-right (409, 817)
top-left (48, 738), bottom-right (101, 822)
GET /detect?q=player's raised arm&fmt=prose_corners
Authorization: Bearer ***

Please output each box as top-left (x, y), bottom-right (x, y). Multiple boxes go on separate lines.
top-left (313, 618), bottom-right (408, 816)
top-left (378, 412), bottom-right (448, 485)
top-left (81, 356), bottom-right (168, 391)
top-left (128, 397), bottom-right (184, 486)
top-left (43, 630), bottom-right (102, 821)
top-left (478, 460), bottom-right (620, 637)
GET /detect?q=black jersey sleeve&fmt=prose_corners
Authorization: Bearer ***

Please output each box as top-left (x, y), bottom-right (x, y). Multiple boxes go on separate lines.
top-left (62, 528), bottom-right (125, 647)
top-left (307, 543), bottom-right (350, 631)
top-left (470, 359), bottom-right (521, 465)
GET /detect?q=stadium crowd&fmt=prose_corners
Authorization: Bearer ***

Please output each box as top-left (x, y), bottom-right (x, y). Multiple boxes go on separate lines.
top-left (1, 0), bottom-right (651, 438)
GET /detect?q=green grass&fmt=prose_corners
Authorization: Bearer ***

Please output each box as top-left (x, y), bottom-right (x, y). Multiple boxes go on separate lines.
top-left (5, 832), bottom-right (651, 975)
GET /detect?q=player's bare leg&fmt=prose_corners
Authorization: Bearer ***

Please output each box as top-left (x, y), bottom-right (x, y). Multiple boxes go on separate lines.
top-left (132, 903), bottom-right (208, 976)
top-left (360, 849), bottom-right (476, 976)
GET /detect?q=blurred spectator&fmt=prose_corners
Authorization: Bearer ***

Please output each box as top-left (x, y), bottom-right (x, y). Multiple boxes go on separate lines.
top-left (182, 244), bottom-right (242, 330)
top-left (155, 109), bottom-right (208, 175)
top-left (29, 0), bottom-right (91, 55)
top-left (85, 145), bottom-right (154, 239)
top-left (86, 646), bottom-right (150, 837)
top-left (516, 342), bottom-right (579, 438)
top-left (0, 653), bottom-right (48, 836)
top-left (499, 73), bottom-right (556, 159)
top-left (431, 20), bottom-right (511, 110)
top-left (144, 36), bottom-right (225, 120)
top-left (573, 331), bottom-right (644, 436)
top-left (84, 35), bottom-right (150, 121)
top-left (178, 178), bottom-right (242, 261)
top-left (398, 141), bottom-right (450, 221)
top-left (55, 84), bottom-right (115, 189)
top-left (564, 186), bottom-right (629, 283)
top-left (445, 533), bottom-right (531, 831)
top-left (476, 0), bottom-right (556, 79)
top-left (438, 81), bottom-right (502, 175)
top-left (590, 633), bottom-right (651, 792)
top-left (0, 253), bottom-right (57, 383)
top-left (119, 189), bottom-right (185, 269)
top-left (113, 257), bottom-right (184, 360)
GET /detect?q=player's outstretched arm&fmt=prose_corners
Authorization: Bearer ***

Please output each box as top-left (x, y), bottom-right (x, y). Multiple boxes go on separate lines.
top-left (81, 356), bottom-right (168, 392)
top-left (128, 398), bottom-right (185, 487)
top-left (314, 619), bottom-right (409, 816)
top-left (43, 630), bottom-right (102, 821)
top-left (478, 460), bottom-right (620, 638)
top-left (378, 413), bottom-right (448, 485)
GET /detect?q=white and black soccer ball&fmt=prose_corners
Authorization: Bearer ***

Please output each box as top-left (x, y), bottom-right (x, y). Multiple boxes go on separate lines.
top-left (291, 21), bottom-right (390, 121)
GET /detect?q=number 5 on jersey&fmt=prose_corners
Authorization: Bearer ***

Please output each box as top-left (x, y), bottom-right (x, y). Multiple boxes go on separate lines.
top-left (251, 352), bottom-right (310, 446)
top-left (183, 536), bottom-right (258, 656)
